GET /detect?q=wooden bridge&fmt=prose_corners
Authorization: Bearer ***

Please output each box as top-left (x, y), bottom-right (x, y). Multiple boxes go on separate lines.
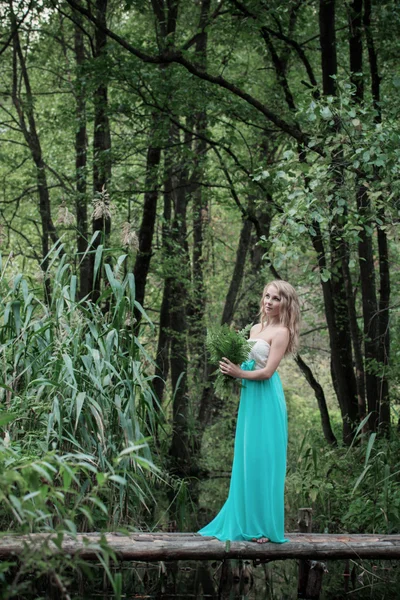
top-left (1, 531), bottom-right (399, 561)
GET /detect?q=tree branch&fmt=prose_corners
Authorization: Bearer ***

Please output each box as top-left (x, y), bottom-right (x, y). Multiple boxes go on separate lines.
top-left (63, 0), bottom-right (316, 149)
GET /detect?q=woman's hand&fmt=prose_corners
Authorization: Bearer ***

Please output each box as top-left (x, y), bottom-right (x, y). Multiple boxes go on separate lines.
top-left (219, 357), bottom-right (243, 379)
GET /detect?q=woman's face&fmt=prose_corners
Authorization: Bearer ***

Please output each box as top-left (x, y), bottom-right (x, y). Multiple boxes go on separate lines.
top-left (263, 285), bottom-right (281, 320)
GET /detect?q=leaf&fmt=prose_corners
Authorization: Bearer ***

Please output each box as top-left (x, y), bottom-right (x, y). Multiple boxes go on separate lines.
top-left (96, 472), bottom-right (106, 486)
top-left (78, 506), bottom-right (94, 525)
top-left (320, 106), bottom-right (333, 120)
top-left (320, 269), bottom-right (331, 282)
top-left (362, 151), bottom-right (370, 163)
top-left (118, 444), bottom-right (149, 457)
top-left (64, 519), bottom-right (77, 535)
top-left (74, 392), bottom-right (86, 432)
top-left (364, 433), bottom-right (376, 467)
top-left (62, 353), bottom-right (76, 382)
top-left (0, 413), bottom-right (15, 426)
top-left (70, 275), bottom-right (77, 302)
top-left (345, 413), bottom-right (372, 455)
top-left (12, 301), bottom-right (21, 336)
top-left (352, 465), bottom-right (372, 495)
top-left (79, 231), bottom-right (101, 267)
top-left (63, 469), bottom-right (72, 491)
top-left (127, 272), bottom-right (135, 302)
top-left (133, 300), bottom-right (153, 327)
top-left (89, 496), bottom-right (108, 515)
top-left (93, 244), bottom-right (104, 289)
top-left (109, 475), bottom-right (127, 485)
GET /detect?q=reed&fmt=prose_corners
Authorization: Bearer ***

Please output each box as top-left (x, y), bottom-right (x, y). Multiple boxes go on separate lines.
top-left (0, 249), bottom-right (161, 531)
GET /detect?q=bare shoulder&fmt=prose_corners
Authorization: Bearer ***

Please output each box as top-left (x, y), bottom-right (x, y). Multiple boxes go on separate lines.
top-left (271, 326), bottom-right (290, 344)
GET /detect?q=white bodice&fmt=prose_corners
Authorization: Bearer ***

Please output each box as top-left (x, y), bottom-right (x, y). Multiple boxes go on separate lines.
top-left (248, 338), bottom-right (270, 370)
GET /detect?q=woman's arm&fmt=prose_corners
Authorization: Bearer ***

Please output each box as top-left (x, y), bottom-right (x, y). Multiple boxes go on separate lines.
top-left (219, 328), bottom-right (290, 381)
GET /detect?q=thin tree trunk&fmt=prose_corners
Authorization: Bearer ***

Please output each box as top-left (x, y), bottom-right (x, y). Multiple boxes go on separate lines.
top-left (356, 184), bottom-right (379, 429)
top-left (329, 228), bottom-right (359, 424)
top-left (295, 355), bottom-right (337, 446)
top-left (10, 7), bottom-right (60, 301)
top-left (169, 155), bottom-right (192, 473)
top-left (363, 0), bottom-right (381, 114)
top-left (221, 218), bottom-right (253, 326)
top-left (133, 124), bottom-right (161, 326)
top-left (188, 0), bottom-right (211, 381)
top-left (152, 0), bottom-right (179, 421)
top-left (90, 0), bottom-right (111, 302)
top-left (311, 222), bottom-right (358, 443)
top-left (319, 0), bottom-right (337, 96)
top-left (348, 0), bottom-right (364, 100)
top-left (73, 8), bottom-right (90, 298)
top-left (377, 209), bottom-right (390, 432)
top-left (364, 0), bottom-right (390, 433)
top-left (342, 259), bottom-right (366, 420)
top-left (153, 150), bottom-right (173, 409)
top-left (319, 0), bottom-right (359, 442)
top-left (348, 0), bottom-right (379, 428)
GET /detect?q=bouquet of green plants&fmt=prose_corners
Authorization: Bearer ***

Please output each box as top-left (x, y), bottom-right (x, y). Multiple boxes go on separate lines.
top-left (206, 324), bottom-right (252, 397)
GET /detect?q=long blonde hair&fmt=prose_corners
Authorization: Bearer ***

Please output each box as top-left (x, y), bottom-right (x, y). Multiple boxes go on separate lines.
top-left (259, 280), bottom-right (300, 355)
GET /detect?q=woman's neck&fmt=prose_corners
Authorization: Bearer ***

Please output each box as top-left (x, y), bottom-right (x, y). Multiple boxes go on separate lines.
top-left (266, 317), bottom-right (281, 327)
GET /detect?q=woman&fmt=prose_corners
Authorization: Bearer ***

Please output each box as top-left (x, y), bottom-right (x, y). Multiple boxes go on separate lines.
top-left (198, 280), bottom-right (300, 543)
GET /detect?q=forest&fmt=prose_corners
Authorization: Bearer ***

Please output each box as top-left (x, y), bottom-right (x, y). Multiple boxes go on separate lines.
top-left (0, 0), bottom-right (400, 597)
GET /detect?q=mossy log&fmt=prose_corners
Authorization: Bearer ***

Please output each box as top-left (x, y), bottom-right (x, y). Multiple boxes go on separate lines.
top-left (0, 532), bottom-right (399, 561)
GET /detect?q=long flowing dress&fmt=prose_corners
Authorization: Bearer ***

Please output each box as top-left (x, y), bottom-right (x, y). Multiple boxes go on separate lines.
top-left (198, 339), bottom-right (288, 543)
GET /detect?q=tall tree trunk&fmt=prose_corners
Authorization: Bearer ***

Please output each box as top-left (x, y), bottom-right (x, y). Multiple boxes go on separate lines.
top-left (363, 0), bottom-right (381, 115)
top-left (344, 0), bottom-right (366, 420)
top-left (188, 0), bottom-right (211, 385)
top-left (90, 0), bottom-right (111, 302)
top-left (10, 7), bottom-right (60, 301)
top-left (133, 120), bottom-right (161, 327)
top-left (349, 0), bottom-right (364, 100)
top-left (149, 1), bottom-right (190, 462)
top-left (169, 150), bottom-right (192, 473)
top-left (311, 222), bottom-right (358, 443)
top-left (342, 258), bottom-right (366, 421)
top-left (356, 185), bottom-right (379, 428)
top-left (364, 0), bottom-right (390, 434)
top-left (349, 0), bottom-right (383, 432)
top-left (319, 0), bottom-right (337, 96)
top-left (377, 208), bottom-right (390, 432)
top-left (329, 223), bottom-right (359, 432)
top-left (73, 7), bottom-right (90, 298)
top-left (319, 0), bottom-right (359, 442)
top-left (153, 137), bottom-right (174, 409)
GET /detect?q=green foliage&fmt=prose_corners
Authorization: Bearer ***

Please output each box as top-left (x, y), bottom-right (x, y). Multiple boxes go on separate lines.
top-left (0, 249), bottom-right (167, 594)
top-left (286, 423), bottom-right (400, 536)
top-left (206, 324), bottom-right (251, 397)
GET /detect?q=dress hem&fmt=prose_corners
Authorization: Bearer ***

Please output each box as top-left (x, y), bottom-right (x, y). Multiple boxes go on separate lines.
top-left (197, 530), bottom-right (289, 544)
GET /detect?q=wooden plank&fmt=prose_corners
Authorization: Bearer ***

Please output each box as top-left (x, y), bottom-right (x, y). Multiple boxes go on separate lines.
top-left (0, 533), bottom-right (400, 561)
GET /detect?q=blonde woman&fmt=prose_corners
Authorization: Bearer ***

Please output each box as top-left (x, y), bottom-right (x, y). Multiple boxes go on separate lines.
top-left (199, 281), bottom-right (300, 543)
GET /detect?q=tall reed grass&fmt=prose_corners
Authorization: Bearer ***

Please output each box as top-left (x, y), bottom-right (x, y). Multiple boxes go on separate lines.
top-left (0, 248), bottom-right (162, 531)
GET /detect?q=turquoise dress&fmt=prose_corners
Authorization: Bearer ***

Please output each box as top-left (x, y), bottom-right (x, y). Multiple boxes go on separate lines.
top-left (198, 339), bottom-right (288, 543)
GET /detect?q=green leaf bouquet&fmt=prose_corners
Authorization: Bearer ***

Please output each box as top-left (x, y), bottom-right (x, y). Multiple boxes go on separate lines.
top-left (206, 324), bottom-right (252, 397)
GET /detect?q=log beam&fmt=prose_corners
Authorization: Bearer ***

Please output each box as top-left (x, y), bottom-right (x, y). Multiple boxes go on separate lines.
top-left (0, 533), bottom-right (400, 561)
